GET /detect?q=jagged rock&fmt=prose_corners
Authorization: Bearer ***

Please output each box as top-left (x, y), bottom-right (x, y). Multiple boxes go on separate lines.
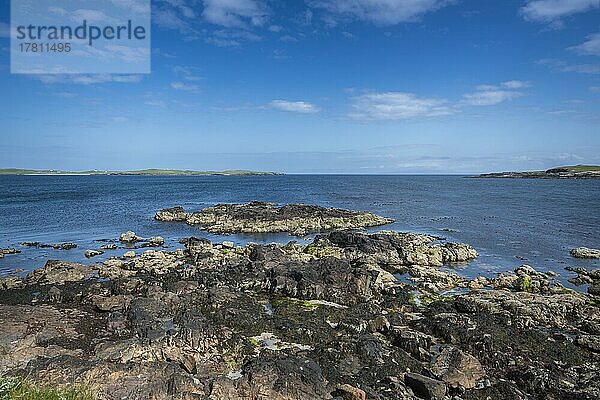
top-left (430, 346), bottom-right (485, 389)
top-left (90, 295), bottom-right (133, 312)
top-left (19, 241), bottom-right (40, 247)
top-left (140, 236), bottom-right (165, 248)
top-left (84, 249), bottom-right (104, 258)
top-left (332, 384), bottom-right (367, 400)
top-left (119, 231), bottom-right (142, 243)
top-left (154, 206), bottom-right (189, 222)
top-left (311, 231), bottom-right (477, 267)
top-left (571, 247), bottom-right (600, 259)
top-left (0, 276), bottom-right (24, 290)
top-left (27, 260), bottom-right (98, 285)
top-left (404, 372), bottom-right (447, 400)
top-left (0, 248), bottom-right (21, 255)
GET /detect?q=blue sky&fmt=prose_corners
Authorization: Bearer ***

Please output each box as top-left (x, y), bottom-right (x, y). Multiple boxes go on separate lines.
top-left (0, 0), bottom-right (599, 173)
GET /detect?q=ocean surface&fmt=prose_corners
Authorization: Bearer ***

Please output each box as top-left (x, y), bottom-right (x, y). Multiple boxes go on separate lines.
top-left (1, 175), bottom-right (599, 289)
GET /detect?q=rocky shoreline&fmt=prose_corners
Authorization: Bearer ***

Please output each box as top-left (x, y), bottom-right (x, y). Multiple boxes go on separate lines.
top-left (0, 213), bottom-right (599, 399)
top-left (155, 202), bottom-right (394, 236)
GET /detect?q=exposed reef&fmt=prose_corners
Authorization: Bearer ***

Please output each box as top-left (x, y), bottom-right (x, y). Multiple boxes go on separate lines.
top-left (155, 202), bottom-right (394, 236)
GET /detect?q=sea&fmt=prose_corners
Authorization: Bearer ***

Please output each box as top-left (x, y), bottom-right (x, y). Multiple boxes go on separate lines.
top-left (1, 175), bottom-right (598, 290)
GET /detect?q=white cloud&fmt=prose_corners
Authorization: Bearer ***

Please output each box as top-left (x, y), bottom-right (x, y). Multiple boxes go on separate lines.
top-left (173, 65), bottom-right (202, 81)
top-left (502, 80), bottom-right (531, 89)
top-left (520, 0), bottom-right (599, 23)
top-left (202, 0), bottom-right (269, 28)
top-left (590, 86), bottom-right (600, 93)
top-left (145, 100), bottom-right (167, 107)
top-left (110, 0), bottom-right (150, 14)
top-left (35, 74), bottom-right (143, 85)
top-left (310, 0), bottom-right (453, 25)
top-left (153, 2), bottom-right (199, 39)
top-left (538, 58), bottom-right (600, 74)
top-left (462, 83), bottom-right (526, 106)
top-left (171, 81), bottom-right (201, 92)
top-left (53, 91), bottom-right (78, 98)
top-left (162, 0), bottom-right (195, 18)
top-left (205, 28), bottom-right (263, 46)
top-left (269, 100), bottom-right (319, 113)
top-left (350, 92), bottom-right (451, 120)
top-left (569, 33), bottom-right (600, 56)
top-left (279, 35), bottom-right (299, 42)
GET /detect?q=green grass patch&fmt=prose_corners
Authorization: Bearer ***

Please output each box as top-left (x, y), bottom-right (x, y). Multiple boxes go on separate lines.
top-left (0, 377), bottom-right (95, 400)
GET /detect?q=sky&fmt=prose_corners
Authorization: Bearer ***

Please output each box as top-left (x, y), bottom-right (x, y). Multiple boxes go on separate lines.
top-left (0, 0), bottom-right (599, 174)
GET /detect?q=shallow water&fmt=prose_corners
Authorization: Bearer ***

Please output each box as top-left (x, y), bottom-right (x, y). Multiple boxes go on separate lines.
top-left (0, 175), bottom-right (598, 288)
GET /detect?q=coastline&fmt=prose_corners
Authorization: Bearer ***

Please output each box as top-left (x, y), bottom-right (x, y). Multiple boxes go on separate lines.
top-left (473, 165), bottom-right (600, 179)
top-left (1, 202), bottom-right (599, 399)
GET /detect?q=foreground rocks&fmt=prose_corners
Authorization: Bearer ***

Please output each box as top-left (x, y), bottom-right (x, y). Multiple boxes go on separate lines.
top-left (155, 202), bottom-right (394, 236)
top-left (0, 231), bottom-right (598, 400)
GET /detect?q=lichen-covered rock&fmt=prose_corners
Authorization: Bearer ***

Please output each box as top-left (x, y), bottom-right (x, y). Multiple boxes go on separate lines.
top-left (155, 206), bottom-right (189, 222)
top-left (26, 260), bottom-right (98, 285)
top-left (84, 249), bottom-right (104, 258)
top-left (119, 231), bottom-right (142, 243)
top-left (430, 346), bottom-right (485, 389)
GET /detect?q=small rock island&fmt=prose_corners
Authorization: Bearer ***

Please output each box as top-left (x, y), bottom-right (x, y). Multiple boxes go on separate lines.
top-left (155, 202), bottom-right (394, 236)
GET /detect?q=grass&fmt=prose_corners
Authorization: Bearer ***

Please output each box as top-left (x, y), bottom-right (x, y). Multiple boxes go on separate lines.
top-left (546, 165), bottom-right (600, 172)
top-left (0, 377), bottom-right (95, 400)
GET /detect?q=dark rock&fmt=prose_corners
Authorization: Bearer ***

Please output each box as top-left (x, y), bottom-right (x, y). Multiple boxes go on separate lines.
top-left (404, 372), bottom-right (447, 400)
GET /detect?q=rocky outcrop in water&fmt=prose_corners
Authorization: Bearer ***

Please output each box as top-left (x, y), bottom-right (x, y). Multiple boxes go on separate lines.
top-left (0, 248), bottom-right (21, 259)
top-left (571, 247), bottom-right (600, 259)
top-left (155, 202), bottom-right (394, 236)
top-left (19, 242), bottom-right (77, 250)
top-left (0, 228), bottom-right (598, 399)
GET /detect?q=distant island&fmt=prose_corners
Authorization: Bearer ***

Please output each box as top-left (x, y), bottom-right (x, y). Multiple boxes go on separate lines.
top-left (0, 168), bottom-right (283, 176)
top-left (475, 165), bottom-right (600, 179)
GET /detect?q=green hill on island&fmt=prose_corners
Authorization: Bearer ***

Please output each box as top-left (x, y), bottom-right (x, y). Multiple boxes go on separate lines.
top-left (0, 168), bottom-right (283, 176)
top-left (476, 165), bottom-right (600, 179)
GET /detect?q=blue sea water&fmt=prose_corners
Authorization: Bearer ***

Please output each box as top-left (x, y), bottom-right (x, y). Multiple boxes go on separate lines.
top-left (0, 175), bottom-right (598, 289)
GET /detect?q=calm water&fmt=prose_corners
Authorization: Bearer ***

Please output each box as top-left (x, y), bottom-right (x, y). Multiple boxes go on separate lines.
top-left (0, 175), bottom-right (598, 289)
